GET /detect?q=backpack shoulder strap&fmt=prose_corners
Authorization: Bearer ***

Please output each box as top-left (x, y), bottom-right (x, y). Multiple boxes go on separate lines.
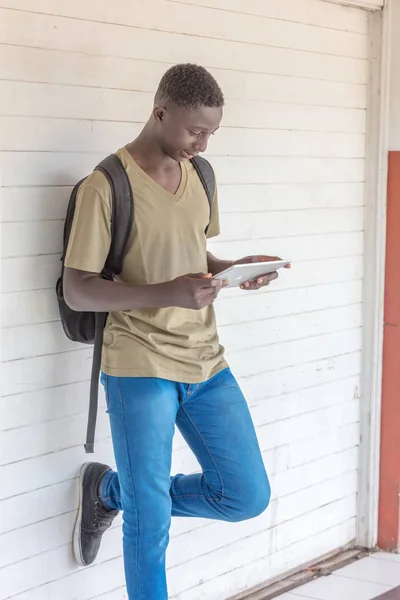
top-left (190, 155), bottom-right (216, 234)
top-left (85, 312), bottom-right (106, 453)
top-left (84, 153), bottom-right (134, 454)
top-left (95, 153), bottom-right (134, 279)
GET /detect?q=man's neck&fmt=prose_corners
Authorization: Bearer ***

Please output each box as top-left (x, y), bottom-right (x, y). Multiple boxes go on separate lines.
top-left (126, 125), bottom-right (177, 174)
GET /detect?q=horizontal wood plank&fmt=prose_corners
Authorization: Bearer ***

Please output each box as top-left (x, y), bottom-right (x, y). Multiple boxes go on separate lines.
top-left (1, 207), bottom-right (363, 257)
top-left (0, 2), bottom-right (368, 58)
top-left (240, 351), bottom-right (361, 402)
top-left (4, 555), bottom-right (126, 600)
top-left (1, 409), bottom-right (111, 465)
top-left (217, 256), bottom-right (364, 299)
top-left (165, 0), bottom-right (369, 34)
top-left (1, 254), bottom-right (61, 294)
top-left (0, 117), bottom-right (366, 156)
top-left (0, 182), bottom-right (365, 223)
top-left (273, 447), bottom-right (359, 498)
top-left (1, 304), bottom-right (361, 362)
top-left (0, 445), bottom-right (284, 536)
top-left (168, 490), bottom-right (357, 571)
top-left (0, 471), bottom-right (357, 597)
top-left (212, 232), bottom-right (363, 269)
top-left (219, 207), bottom-right (363, 241)
top-left (0, 370), bottom-right (358, 435)
top-left (167, 471), bottom-right (358, 594)
top-left (258, 399), bottom-right (359, 453)
top-left (0, 375), bottom-right (358, 464)
top-left (0, 81), bottom-right (367, 133)
top-left (0, 47), bottom-right (367, 108)
top-left (211, 156), bottom-right (365, 185)
top-left (217, 280), bottom-right (363, 326)
top-left (289, 421), bottom-right (360, 469)
top-left (1, 252), bottom-right (363, 294)
top-left (1, 326), bottom-right (361, 397)
top-left (0, 152), bottom-right (365, 187)
top-left (220, 304), bottom-right (362, 352)
top-left (4, 518), bottom-right (356, 600)
top-left (0, 9), bottom-right (368, 84)
top-left (1, 186), bottom-right (72, 222)
top-left (0, 352), bottom-right (361, 498)
top-left (228, 327), bottom-right (362, 377)
top-left (0, 473), bottom-right (357, 572)
top-left (0, 381), bottom-right (97, 430)
top-left (218, 184), bottom-right (365, 212)
top-left (0, 419), bottom-right (358, 537)
top-left (170, 518), bottom-right (356, 600)
top-left (1, 277), bottom-right (362, 331)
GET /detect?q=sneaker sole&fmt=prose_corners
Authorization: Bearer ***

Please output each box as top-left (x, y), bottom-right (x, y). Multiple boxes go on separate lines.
top-left (73, 462), bottom-right (91, 567)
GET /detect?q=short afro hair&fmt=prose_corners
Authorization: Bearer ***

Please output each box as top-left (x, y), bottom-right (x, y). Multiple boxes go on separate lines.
top-left (155, 64), bottom-right (224, 109)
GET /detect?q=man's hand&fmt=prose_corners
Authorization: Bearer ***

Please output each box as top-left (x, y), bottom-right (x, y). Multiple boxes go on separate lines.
top-left (234, 255), bottom-right (291, 291)
top-left (165, 273), bottom-right (227, 309)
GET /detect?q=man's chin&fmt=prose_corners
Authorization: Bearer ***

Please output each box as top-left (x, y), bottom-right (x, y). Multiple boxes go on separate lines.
top-left (180, 150), bottom-right (195, 161)
top-left (165, 150), bottom-right (186, 162)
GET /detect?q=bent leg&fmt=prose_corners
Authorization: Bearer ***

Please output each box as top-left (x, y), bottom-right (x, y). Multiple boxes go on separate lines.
top-left (171, 368), bottom-right (271, 522)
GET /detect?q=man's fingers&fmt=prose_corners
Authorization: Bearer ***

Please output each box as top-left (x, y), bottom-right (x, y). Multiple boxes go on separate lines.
top-left (252, 271), bottom-right (279, 284)
top-left (247, 255), bottom-right (281, 264)
top-left (265, 272), bottom-right (279, 282)
top-left (241, 281), bottom-right (264, 290)
top-left (198, 289), bottom-right (220, 307)
top-left (204, 280), bottom-right (225, 296)
top-left (198, 279), bottom-right (226, 304)
top-left (197, 277), bottom-right (227, 290)
top-left (209, 278), bottom-right (226, 288)
top-left (255, 272), bottom-right (278, 284)
top-left (187, 272), bottom-right (211, 279)
top-left (240, 271), bottom-right (279, 290)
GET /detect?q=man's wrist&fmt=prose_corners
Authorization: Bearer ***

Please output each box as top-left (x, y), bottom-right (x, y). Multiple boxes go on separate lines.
top-left (208, 258), bottom-right (233, 276)
top-left (206, 251), bottom-right (235, 276)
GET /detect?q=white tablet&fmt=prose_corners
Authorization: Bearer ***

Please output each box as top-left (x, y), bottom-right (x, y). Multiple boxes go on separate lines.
top-left (213, 260), bottom-right (290, 288)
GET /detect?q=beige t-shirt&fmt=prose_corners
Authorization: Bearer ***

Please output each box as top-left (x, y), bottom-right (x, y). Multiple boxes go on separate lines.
top-left (65, 147), bottom-right (227, 382)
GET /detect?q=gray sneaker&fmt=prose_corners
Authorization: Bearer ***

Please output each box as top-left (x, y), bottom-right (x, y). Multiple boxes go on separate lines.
top-left (73, 462), bottom-right (119, 566)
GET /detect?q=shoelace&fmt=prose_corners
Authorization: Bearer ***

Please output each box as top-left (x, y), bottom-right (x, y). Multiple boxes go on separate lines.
top-left (93, 501), bottom-right (114, 531)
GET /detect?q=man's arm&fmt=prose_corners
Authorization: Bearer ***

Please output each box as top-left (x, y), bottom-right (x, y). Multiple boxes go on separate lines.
top-left (206, 252), bottom-right (233, 276)
top-left (63, 267), bottom-right (225, 313)
top-left (63, 268), bottom-right (172, 312)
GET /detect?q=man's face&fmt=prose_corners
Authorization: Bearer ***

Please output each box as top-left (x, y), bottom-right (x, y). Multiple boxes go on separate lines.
top-left (153, 104), bottom-right (223, 162)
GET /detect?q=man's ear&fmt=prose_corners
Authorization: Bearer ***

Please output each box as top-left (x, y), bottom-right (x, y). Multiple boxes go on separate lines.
top-left (153, 105), bottom-right (166, 124)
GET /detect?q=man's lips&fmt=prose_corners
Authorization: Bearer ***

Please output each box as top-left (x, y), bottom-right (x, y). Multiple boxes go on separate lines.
top-left (181, 150), bottom-right (198, 159)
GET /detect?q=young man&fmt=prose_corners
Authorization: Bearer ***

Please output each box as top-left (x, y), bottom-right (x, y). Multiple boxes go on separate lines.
top-left (64, 64), bottom-right (282, 599)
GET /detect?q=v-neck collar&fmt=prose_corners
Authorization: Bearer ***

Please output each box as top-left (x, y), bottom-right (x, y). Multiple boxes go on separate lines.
top-left (121, 146), bottom-right (188, 202)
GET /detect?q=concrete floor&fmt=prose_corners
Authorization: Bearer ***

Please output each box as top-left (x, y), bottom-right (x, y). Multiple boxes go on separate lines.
top-left (277, 553), bottom-right (400, 600)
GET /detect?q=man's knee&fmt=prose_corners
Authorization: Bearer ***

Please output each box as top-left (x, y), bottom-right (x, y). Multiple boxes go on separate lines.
top-left (227, 476), bottom-right (271, 522)
top-left (240, 479), bottom-right (271, 520)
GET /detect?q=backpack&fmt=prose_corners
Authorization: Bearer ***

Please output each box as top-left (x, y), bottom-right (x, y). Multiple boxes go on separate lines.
top-left (56, 153), bottom-right (216, 453)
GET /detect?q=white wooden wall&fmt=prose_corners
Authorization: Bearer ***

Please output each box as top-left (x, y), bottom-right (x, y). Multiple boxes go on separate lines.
top-left (0, 1), bottom-right (368, 599)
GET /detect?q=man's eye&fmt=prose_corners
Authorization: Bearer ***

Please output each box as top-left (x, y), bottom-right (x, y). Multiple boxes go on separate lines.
top-left (190, 131), bottom-right (201, 137)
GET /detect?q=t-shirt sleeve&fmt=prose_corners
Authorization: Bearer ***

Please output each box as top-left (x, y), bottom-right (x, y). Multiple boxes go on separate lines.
top-left (206, 186), bottom-right (220, 239)
top-left (64, 174), bottom-right (112, 273)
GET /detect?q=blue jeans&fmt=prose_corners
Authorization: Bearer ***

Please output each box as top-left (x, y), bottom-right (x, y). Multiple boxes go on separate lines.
top-left (100, 368), bottom-right (270, 599)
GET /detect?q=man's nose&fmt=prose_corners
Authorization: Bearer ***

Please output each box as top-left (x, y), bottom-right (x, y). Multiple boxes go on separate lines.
top-left (194, 137), bottom-right (208, 154)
